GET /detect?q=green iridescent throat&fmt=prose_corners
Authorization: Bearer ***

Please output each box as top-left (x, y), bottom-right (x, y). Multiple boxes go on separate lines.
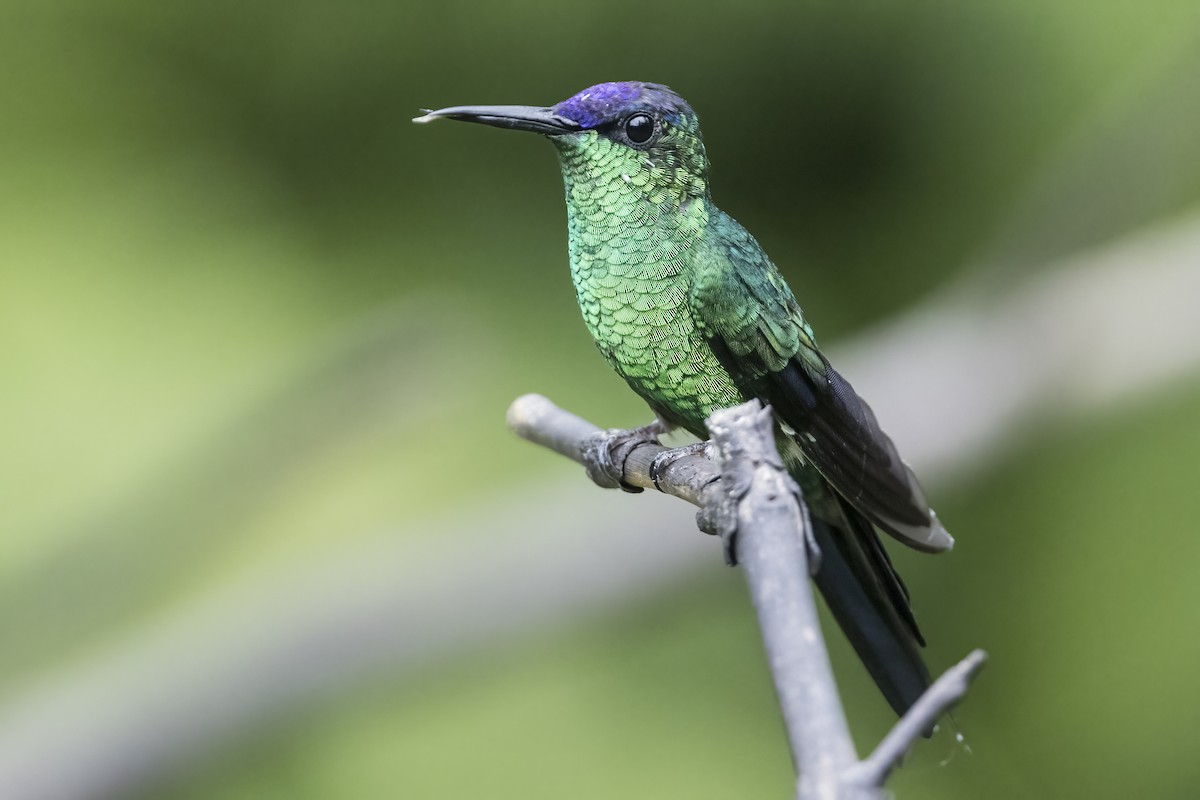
top-left (551, 125), bottom-right (746, 434)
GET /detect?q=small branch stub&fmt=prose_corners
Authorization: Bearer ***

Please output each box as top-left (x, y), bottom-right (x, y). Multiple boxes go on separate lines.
top-left (853, 648), bottom-right (988, 788)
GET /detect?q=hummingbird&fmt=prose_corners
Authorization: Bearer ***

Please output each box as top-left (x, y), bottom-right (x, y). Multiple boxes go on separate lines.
top-left (415, 81), bottom-right (953, 716)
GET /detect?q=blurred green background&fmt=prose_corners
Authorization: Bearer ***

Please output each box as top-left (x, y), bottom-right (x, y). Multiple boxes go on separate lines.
top-left (3, 1), bottom-right (1200, 798)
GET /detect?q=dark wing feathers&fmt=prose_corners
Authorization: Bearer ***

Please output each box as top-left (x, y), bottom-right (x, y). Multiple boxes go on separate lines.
top-left (692, 225), bottom-right (947, 552)
top-left (691, 216), bottom-right (946, 716)
top-left (772, 354), bottom-right (936, 533)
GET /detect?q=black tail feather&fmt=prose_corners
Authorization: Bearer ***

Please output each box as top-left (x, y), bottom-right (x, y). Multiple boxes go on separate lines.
top-left (810, 503), bottom-right (931, 717)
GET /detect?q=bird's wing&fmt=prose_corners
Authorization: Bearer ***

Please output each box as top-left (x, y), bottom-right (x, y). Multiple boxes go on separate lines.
top-left (691, 218), bottom-right (951, 553)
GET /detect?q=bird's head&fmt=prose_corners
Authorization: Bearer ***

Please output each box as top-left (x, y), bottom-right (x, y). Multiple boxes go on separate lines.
top-left (416, 81), bottom-right (710, 207)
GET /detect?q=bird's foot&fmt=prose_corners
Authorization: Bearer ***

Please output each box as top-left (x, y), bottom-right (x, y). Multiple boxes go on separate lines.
top-left (648, 441), bottom-right (711, 492)
top-left (695, 463), bottom-right (745, 566)
top-left (694, 444), bottom-right (817, 570)
top-left (581, 420), bottom-right (666, 493)
top-left (718, 514), bottom-right (739, 567)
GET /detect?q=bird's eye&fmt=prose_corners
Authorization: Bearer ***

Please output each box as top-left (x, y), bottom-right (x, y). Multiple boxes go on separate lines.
top-left (624, 113), bottom-right (654, 144)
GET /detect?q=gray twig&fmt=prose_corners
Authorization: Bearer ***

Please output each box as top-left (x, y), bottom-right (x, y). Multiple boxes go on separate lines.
top-left (852, 648), bottom-right (988, 789)
top-left (507, 394), bottom-right (724, 513)
top-left (508, 393), bottom-right (987, 799)
top-left (705, 401), bottom-right (860, 799)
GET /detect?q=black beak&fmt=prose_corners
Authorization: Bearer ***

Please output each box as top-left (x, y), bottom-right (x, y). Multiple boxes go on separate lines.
top-left (413, 104), bottom-right (581, 136)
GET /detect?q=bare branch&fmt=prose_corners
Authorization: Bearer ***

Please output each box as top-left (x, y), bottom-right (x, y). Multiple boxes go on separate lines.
top-left (705, 401), bottom-right (860, 799)
top-left (508, 394), bottom-right (722, 510)
top-left (512, 395), bottom-right (986, 798)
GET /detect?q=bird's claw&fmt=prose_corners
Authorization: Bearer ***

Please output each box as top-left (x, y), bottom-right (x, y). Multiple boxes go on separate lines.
top-left (648, 441), bottom-right (711, 492)
top-left (697, 462), bottom-right (816, 569)
top-left (718, 520), bottom-right (739, 566)
top-left (695, 489), bottom-right (741, 566)
top-left (581, 422), bottom-right (664, 493)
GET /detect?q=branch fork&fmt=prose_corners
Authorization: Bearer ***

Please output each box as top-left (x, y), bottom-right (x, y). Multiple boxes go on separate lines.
top-left (508, 393), bottom-right (987, 799)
